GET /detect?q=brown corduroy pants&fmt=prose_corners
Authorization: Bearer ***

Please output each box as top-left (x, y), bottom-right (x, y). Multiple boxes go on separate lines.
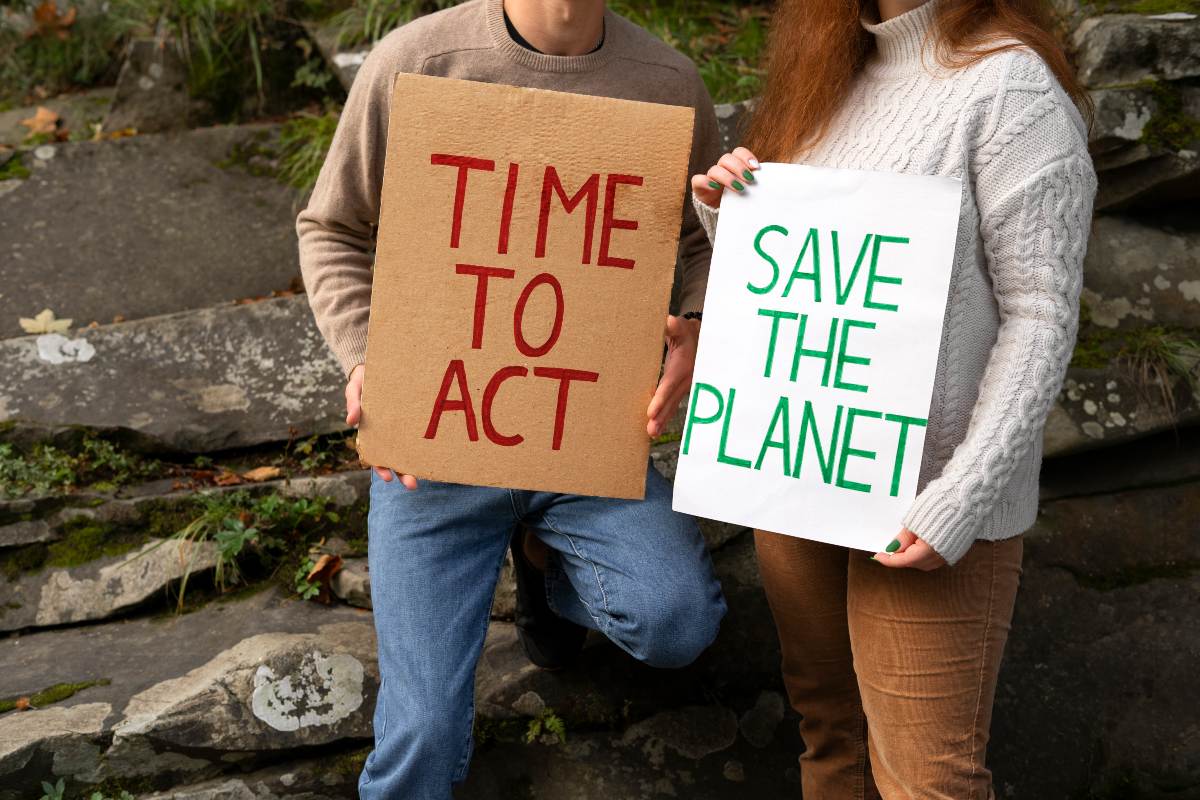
top-left (754, 530), bottom-right (1023, 800)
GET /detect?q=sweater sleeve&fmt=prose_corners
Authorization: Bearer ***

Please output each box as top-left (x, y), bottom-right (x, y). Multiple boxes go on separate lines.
top-left (904, 91), bottom-right (1096, 565)
top-left (296, 50), bottom-right (393, 377)
top-left (676, 77), bottom-right (723, 314)
top-left (692, 194), bottom-right (720, 248)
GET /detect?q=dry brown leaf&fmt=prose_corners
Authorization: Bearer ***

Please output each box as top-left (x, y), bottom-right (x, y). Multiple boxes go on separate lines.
top-left (30, 2), bottom-right (76, 40)
top-left (305, 553), bottom-right (344, 604)
top-left (19, 106), bottom-right (59, 135)
top-left (241, 465), bottom-right (282, 482)
top-left (306, 553), bottom-right (343, 582)
top-left (14, 697), bottom-right (30, 711)
top-left (213, 470), bottom-right (243, 487)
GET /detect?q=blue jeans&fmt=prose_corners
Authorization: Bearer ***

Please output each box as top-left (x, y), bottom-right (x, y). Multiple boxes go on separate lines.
top-left (358, 463), bottom-right (726, 799)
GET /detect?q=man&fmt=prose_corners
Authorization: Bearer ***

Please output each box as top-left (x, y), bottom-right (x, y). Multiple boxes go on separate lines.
top-left (296, 1), bottom-right (724, 796)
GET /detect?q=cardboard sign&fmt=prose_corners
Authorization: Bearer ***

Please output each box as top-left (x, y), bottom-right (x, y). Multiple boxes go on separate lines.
top-left (672, 164), bottom-right (961, 551)
top-left (358, 74), bottom-right (695, 499)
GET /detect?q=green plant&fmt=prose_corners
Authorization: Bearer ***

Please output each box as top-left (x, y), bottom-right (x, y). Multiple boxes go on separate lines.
top-left (294, 554), bottom-right (321, 599)
top-left (1101, 0), bottom-right (1200, 13)
top-left (329, 0), bottom-right (769, 103)
top-left (333, 0), bottom-right (460, 48)
top-left (153, 0), bottom-right (282, 108)
top-left (278, 108), bottom-right (339, 191)
top-left (89, 792), bottom-right (136, 800)
top-left (0, 153), bottom-right (30, 180)
top-left (292, 56), bottom-right (332, 90)
top-left (0, 0), bottom-right (142, 104)
top-left (608, 0), bottom-right (769, 103)
top-left (0, 435), bottom-right (159, 499)
top-left (524, 708), bottom-right (567, 745)
top-left (1120, 327), bottom-right (1200, 416)
top-left (1072, 323), bottom-right (1200, 415)
top-left (142, 490), bottom-right (342, 610)
top-left (0, 679), bottom-right (110, 714)
top-left (39, 778), bottom-right (65, 800)
top-left (1140, 79), bottom-right (1200, 153)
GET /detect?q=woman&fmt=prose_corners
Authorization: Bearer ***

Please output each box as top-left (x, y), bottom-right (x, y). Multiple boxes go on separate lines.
top-left (692, 0), bottom-right (1095, 796)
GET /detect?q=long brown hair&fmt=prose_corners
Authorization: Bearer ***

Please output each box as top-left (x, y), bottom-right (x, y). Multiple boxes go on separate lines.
top-left (744, 0), bottom-right (1092, 161)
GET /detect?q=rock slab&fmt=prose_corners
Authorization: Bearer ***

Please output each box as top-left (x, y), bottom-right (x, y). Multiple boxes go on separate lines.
top-left (0, 125), bottom-right (301, 330)
top-left (0, 538), bottom-right (218, 633)
top-left (0, 296), bottom-right (345, 452)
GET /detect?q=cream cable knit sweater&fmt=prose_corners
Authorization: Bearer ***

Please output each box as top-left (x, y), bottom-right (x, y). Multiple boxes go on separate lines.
top-left (694, 1), bottom-right (1097, 564)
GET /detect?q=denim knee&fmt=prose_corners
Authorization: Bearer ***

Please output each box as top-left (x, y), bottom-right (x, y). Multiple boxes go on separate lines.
top-left (625, 584), bottom-right (727, 669)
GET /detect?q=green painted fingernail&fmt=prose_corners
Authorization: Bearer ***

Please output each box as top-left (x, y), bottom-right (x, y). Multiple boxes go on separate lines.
top-left (731, 179), bottom-right (745, 191)
top-left (743, 169), bottom-right (755, 182)
top-left (886, 539), bottom-right (901, 553)
top-left (869, 555), bottom-right (877, 561)
top-left (708, 180), bottom-right (720, 189)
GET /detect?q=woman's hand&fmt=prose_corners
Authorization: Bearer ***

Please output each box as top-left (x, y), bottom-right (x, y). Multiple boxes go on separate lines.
top-left (691, 147), bottom-right (760, 208)
top-left (873, 527), bottom-right (946, 571)
top-left (346, 364), bottom-right (418, 490)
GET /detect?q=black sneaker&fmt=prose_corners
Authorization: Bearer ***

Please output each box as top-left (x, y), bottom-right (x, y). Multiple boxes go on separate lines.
top-left (510, 529), bottom-right (587, 670)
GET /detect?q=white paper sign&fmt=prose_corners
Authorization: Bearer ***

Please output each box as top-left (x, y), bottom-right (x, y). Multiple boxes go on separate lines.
top-left (673, 163), bottom-right (962, 552)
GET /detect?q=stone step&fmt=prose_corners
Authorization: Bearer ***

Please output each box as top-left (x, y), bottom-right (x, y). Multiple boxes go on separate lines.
top-left (0, 469), bottom-right (370, 633)
top-left (0, 89), bottom-right (115, 148)
top-left (1044, 361), bottom-right (1199, 457)
top-left (0, 469), bottom-right (370, 550)
top-left (0, 124), bottom-right (302, 332)
top-left (0, 296), bottom-right (345, 452)
top-left (0, 537), bottom-right (218, 633)
top-left (5, 481), bottom-right (1199, 797)
top-left (1042, 424), bottom-right (1200, 500)
top-left (992, 482), bottom-right (1200, 797)
top-left (0, 588), bottom-right (376, 799)
top-left (1083, 215), bottom-right (1199, 331)
top-left (0, 528), bottom-right (776, 799)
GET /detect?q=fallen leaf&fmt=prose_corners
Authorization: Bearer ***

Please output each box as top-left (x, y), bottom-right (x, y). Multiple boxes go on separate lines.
top-left (305, 553), bottom-right (344, 604)
top-left (19, 106), bottom-right (59, 135)
top-left (19, 308), bottom-right (71, 334)
top-left (213, 470), bottom-right (243, 486)
top-left (14, 697), bottom-right (30, 711)
top-left (29, 2), bottom-right (76, 40)
top-left (241, 465), bottom-right (282, 482)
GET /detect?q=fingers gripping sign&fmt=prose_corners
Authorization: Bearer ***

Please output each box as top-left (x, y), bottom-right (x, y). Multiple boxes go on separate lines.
top-left (346, 364), bottom-right (419, 489)
top-left (691, 146), bottom-right (760, 208)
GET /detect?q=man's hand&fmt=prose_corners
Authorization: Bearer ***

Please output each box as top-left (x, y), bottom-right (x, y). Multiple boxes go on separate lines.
top-left (647, 314), bottom-right (702, 438)
top-left (346, 364), bottom-right (418, 490)
top-left (872, 527), bottom-right (946, 571)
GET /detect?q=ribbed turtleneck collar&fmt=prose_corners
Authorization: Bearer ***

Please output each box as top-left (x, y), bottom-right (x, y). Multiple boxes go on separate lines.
top-left (861, 0), bottom-right (939, 74)
top-left (485, 0), bottom-right (616, 73)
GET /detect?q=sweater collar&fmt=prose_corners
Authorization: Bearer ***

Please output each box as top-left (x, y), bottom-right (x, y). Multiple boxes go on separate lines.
top-left (485, 0), bottom-right (616, 73)
top-left (861, 0), bottom-right (939, 74)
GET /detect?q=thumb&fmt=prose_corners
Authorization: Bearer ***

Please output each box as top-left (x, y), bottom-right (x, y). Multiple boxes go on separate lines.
top-left (664, 314), bottom-right (684, 339)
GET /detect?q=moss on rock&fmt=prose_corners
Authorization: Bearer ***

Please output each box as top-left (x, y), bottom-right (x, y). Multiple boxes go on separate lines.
top-left (0, 678), bottom-right (110, 714)
top-left (1140, 79), bottom-right (1200, 152)
top-left (44, 517), bottom-right (150, 569)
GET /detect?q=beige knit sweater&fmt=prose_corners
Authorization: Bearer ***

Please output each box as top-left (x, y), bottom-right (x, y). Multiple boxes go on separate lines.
top-left (695, 1), bottom-right (1097, 563)
top-left (297, 0), bottom-right (720, 377)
